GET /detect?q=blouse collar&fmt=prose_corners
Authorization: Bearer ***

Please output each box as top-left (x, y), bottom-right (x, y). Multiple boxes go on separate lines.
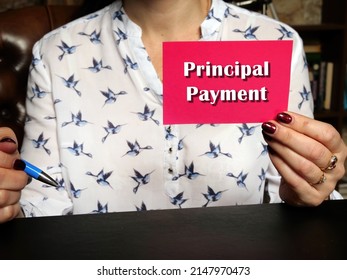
top-left (108, 0), bottom-right (228, 40)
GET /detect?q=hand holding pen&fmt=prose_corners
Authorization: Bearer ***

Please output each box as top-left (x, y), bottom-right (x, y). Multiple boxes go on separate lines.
top-left (13, 159), bottom-right (59, 187)
top-left (0, 130), bottom-right (28, 223)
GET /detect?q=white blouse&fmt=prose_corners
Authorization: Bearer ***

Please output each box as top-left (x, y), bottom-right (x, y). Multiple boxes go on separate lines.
top-left (20, 0), bottom-right (314, 217)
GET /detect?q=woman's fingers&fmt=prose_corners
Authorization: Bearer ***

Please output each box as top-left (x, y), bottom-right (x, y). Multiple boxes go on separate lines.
top-left (0, 128), bottom-right (27, 190)
top-left (264, 135), bottom-right (331, 187)
top-left (0, 189), bottom-right (21, 207)
top-left (275, 112), bottom-right (346, 169)
top-left (277, 112), bottom-right (344, 152)
top-left (262, 120), bottom-right (338, 173)
top-left (268, 153), bottom-right (327, 206)
top-left (262, 111), bottom-right (347, 206)
top-left (262, 112), bottom-right (346, 180)
top-left (0, 203), bottom-right (22, 223)
top-left (0, 128), bottom-right (27, 222)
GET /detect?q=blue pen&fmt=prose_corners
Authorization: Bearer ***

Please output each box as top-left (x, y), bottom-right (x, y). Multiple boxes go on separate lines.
top-left (13, 159), bottom-right (59, 187)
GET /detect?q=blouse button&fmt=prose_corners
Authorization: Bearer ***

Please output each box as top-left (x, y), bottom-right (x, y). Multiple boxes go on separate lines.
top-left (168, 168), bottom-right (173, 174)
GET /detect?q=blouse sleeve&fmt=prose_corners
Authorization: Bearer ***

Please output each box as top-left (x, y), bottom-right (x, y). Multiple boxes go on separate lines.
top-left (20, 39), bottom-right (73, 217)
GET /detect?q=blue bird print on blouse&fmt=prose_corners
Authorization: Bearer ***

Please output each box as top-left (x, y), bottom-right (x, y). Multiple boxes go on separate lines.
top-left (122, 140), bottom-right (153, 157)
top-left (165, 126), bottom-right (175, 140)
top-left (100, 88), bottom-right (127, 106)
top-left (202, 186), bottom-right (227, 207)
top-left (102, 121), bottom-right (125, 143)
top-left (55, 178), bottom-right (65, 191)
top-left (112, 9), bottom-right (125, 21)
top-left (29, 83), bottom-right (49, 102)
top-left (23, 199), bottom-right (48, 217)
top-left (298, 85), bottom-right (310, 109)
top-left (233, 25), bottom-right (259, 40)
top-left (136, 202), bottom-right (147, 211)
top-left (200, 141), bottom-right (232, 158)
top-left (86, 169), bottom-right (113, 188)
top-left (114, 27), bottom-right (128, 44)
top-left (85, 58), bottom-right (112, 73)
top-left (70, 182), bottom-right (87, 198)
top-left (85, 13), bottom-right (99, 20)
top-left (67, 141), bottom-right (93, 158)
top-left (277, 25), bottom-right (294, 40)
top-left (238, 123), bottom-right (259, 144)
top-left (59, 74), bottom-right (81, 96)
top-left (78, 29), bottom-right (102, 44)
top-left (258, 142), bottom-right (268, 158)
top-left (224, 7), bottom-right (239, 18)
top-left (172, 162), bottom-right (204, 181)
top-left (92, 201), bottom-right (108, 214)
top-left (178, 138), bottom-right (184, 151)
top-left (31, 132), bottom-right (51, 155)
top-left (169, 192), bottom-right (188, 209)
top-left (61, 111), bottom-right (90, 127)
top-left (258, 168), bottom-right (266, 191)
top-left (226, 171), bottom-right (249, 190)
top-left (30, 54), bottom-right (43, 71)
top-left (134, 104), bottom-right (160, 125)
top-left (54, 99), bottom-right (62, 105)
top-left (131, 169), bottom-right (155, 194)
top-left (42, 177), bottom-right (64, 192)
top-left (207, 8), bottom-right (221, 22)
top-left (57, 40), bottom-right (79, 61)
top-left (123, 55), bottom-right (139, 73)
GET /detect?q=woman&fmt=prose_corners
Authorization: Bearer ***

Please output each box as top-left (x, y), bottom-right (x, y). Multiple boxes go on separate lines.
top-left (0, 0), bottom-right (346, 222)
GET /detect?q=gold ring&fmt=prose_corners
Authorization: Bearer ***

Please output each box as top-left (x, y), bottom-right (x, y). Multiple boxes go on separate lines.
top-left (322, 155), bottom-right (338, 171)
top-left (310, 172), bottom-right (327, 186)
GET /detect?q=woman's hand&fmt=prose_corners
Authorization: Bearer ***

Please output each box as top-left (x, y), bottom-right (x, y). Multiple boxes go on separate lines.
top-left (0, 128), bottom-right (28, 222)
top-left (262, 112), bottom-right (347, 206)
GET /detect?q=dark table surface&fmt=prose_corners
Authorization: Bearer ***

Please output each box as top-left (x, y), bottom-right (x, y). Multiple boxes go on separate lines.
top-left (1, 200), bottom-right (346, 260)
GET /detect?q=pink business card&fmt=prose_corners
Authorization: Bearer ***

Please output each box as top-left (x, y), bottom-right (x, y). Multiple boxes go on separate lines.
top-left (163, 40), bottom-right (293, 124)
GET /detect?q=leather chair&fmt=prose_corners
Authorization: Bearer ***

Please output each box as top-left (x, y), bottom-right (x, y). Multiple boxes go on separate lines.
top-left (0, 5), bottom-right (80, 148)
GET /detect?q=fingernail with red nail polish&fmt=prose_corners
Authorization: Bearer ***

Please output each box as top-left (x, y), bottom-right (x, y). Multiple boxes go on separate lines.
top-left (0, 137), bottom-right (16, 144)
top-left (262, 122), bottom-right (276, 134)
top-left (277, 112), bottom-right (292, 124)
top-left (13, 159), bottom-right (25, 170)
